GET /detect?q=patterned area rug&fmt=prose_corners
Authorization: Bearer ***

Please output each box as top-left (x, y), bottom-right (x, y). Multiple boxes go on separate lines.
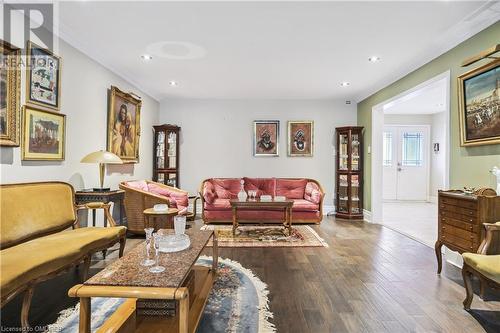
top-left (47, 257), bottom-right (275, 333)
top-left (200, 225), bottom-right (328, 248)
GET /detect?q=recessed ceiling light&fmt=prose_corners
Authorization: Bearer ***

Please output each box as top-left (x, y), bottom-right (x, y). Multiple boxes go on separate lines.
top-left (169, 81), bottom-right (178, 87)
top-left (340, 82), bottom-right (350, 87)
top-left (141, 54), bottom-right (153, 61)
top-left (368, 56), bottom-right (381, 63)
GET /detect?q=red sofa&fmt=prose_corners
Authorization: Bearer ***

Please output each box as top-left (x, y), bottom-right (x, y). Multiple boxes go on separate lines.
top-left (199, 178), bottom-right (324, 224)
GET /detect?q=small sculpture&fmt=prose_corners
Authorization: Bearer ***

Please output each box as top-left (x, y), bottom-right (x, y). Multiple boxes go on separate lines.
top-left (490, 166), bottom-right (500, 195)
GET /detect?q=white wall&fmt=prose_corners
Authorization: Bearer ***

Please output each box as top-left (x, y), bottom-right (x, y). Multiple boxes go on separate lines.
top-left (0, 39), bottom-right (159, 191)
top-left (159, 99), bottom-right (357, 208)
top-left (383, 113), bottom-right (446, 200)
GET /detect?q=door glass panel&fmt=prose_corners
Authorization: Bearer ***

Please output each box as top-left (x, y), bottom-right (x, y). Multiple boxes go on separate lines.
top-left (350, 175), bottom-right (360, 213)
top-left (166, 173), bottom-right (177, 187)
top-left (339, 134), bottom-right (348, 170)
top-left (338, 175), bottom-right (348, 212)
top-left (351, 133), bottom-right (360, 171)
top-left (156, 132), bottom-right (165, 169)
top-left (402, 132), bottom-right (423, 166)
top-left (167, 132), bottom-right (177, 169)
top-left (383, 132), bottom-right (392, 166)
top-left (157, 173), bottom-right (165, 183)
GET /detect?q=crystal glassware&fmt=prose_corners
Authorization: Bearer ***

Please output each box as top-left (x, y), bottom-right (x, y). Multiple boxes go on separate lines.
top-left (174, 215), bottom-right (186, 235)
top-left (140, 227), bottom-right (155, 266)
top-left (149, 233), bottom-right (165, 273)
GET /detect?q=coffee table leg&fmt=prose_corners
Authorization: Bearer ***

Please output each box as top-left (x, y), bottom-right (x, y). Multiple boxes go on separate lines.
top-left (212, 233), bottom-right (218, 273)
top-left (79, 297), bottom-right (91, 333)
top-left (178, 292), bottom-right (189, 333)
top-left (288, 207), bottom-right (293, 236)
top-left (232, 207), bottom-right (238, 236)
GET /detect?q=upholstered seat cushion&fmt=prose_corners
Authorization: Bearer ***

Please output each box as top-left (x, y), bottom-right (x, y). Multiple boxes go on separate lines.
top-left (204, 198), bottom-right (232, 210)
top-left (0, 226), bottom-right (126, 297)
top-left (292, 199), bottom-right (319, 212)
top-left (462, 253), bottom-right (500, 284)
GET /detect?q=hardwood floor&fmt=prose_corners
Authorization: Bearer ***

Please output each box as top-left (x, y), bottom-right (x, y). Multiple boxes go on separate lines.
top-left (2, 217), bottom-right (499, 332)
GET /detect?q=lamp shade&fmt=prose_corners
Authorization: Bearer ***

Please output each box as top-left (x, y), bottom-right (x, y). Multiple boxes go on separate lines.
top-left (81, 150), bottom-right (123, 164)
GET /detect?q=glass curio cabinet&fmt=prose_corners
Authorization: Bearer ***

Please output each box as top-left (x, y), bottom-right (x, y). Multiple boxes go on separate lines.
top-left (153, 124), bottom-right (180, 187)
top-left (335, 126), bottom-right (364, 219)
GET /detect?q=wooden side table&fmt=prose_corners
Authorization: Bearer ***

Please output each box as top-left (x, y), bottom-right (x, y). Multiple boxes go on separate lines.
top-left (75, 189), bottom-right (125, 227)
top-left (143, 208), bottom-right (179, 231)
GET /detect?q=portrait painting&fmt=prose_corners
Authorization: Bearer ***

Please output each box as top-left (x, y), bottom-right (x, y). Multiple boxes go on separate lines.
top-left (26, 41), bottom-right (62, 110)
top-left (107, 86), bottom-right (141, 163)
top-left (458, 59), bottom-right (500, 146)
top-left (22, 106), bottom-right (65, 160)
top-left (1, 41), bottom-right (21, 146)
top-left (288, 121), bottom-right (313, 156)
top-left (253, 120), bottom-right (279, 156)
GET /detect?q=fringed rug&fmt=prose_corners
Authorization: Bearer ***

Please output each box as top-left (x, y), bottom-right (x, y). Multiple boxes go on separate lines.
top-left (47, 256), bottom-right (275, 333)
top-left (200, 225), bottom-right (328, 248)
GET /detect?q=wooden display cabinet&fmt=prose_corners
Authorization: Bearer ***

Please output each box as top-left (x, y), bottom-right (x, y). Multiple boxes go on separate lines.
top-left (335, 126), bottom-right (364, 220)
top-left (153, 124), bottom-right (180, 187)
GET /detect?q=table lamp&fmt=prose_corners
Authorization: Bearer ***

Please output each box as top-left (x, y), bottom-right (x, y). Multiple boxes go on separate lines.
top-left (81, 150), bottom-right (123, 191)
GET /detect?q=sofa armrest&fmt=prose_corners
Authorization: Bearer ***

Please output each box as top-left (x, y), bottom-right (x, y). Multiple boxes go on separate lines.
top-left (478, 222), bottom-right (500, 254)
top-left (75, 202), bottom-right (117, 228)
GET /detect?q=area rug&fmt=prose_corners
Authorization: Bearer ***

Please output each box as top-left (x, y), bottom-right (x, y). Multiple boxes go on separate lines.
top-left (46, 256), bottom-right (275, 333)
top-left (200, 225), bottom-right (328, 248)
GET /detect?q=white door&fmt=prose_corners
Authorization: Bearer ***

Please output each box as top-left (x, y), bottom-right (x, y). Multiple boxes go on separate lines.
top-left (383, 125), bottom-right (429, 201)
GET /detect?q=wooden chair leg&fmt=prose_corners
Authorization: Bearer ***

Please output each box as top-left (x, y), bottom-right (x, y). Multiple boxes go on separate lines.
top-left (81, 256), bottom-right (91, 282)
top-left (462, 264), bottom-right (474, 310)
top-left (21, 286), bottom-right (34, 329)
top-left (479, 278), bottom-right (486, 300)
top-left (119, 237), bottom-right (126, 257)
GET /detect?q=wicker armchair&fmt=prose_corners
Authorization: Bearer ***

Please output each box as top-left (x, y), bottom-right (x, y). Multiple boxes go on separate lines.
top-left (119, 180), bottom-right (189, 234)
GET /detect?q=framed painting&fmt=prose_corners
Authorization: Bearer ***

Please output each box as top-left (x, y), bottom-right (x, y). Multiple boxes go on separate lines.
top-left (288, 121), bottom-right (314, 156)
top-left (253, 120), bottom-right (279, 157)
top-left (1, 40), bottom-right (21, 146)
top-left (458, 59), bottom-right (500, 146)
top-left (26, 41), bottom-right (62, 110)
top-left (107, 86), bottom-right (142, 163)
top-left (22, 106), bottom-right (65, 160)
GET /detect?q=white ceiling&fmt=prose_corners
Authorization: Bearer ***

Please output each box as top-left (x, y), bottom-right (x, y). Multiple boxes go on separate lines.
top-left (383, 77), bottom-right (447, 115)
top-left (57, 1), bottom-right (500, 102)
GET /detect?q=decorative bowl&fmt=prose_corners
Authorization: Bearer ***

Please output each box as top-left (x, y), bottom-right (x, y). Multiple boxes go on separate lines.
top-left (153, 204), bottom-right (169, 212)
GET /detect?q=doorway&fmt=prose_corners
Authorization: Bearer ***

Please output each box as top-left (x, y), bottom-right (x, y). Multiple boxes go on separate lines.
top-left (370, 71), bottom-right (450, 247)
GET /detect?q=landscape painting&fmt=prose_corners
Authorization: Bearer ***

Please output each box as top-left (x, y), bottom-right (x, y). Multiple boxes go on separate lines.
top-left (253, 120), bottom-right (279, 156)
top-left (288, 121), bottom-right (313, 156)
top-left (22, 106), bottom-right (65, 160)
top-left (458, 60), bottom-right (500, 146)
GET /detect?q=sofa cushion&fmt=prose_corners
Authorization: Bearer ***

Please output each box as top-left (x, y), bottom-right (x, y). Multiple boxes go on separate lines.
top-left (126, 180), bottom-right (149, 191)
top-left (463, 253), bottom-right (500, 284)
top-left (211, 178), bottom-right (241, 199)
top-left (203, 181), bottom-right (216, 204)
top-left (275, 179), bottom-right (308, 199)
top-left (204, 198), bottom-right (232, 211)
top-left (0, 226), bottom-right (126, 297)
top-left (243, 177), bottom-right (276, 197)
top-left (304, 182), bottom-right (322, 204)
top-left (293, 199), bottom-right (320, 212)
top-left (148, 183), bottom-right (189, 214)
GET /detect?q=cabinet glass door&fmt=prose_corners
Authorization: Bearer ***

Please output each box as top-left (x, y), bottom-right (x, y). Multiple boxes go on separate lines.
top-left (338, 174), bottom-right (348, 213)
top-left (156, 132), bottom-right (165, 169)
top-left (166, 131), bottom-right (177, 169)
top-left (350, 174), bottom-right (360, 213)
top-left (339, 133), bottom-right (349, 171)
top-left (351, 132), bottom-right (360, 171)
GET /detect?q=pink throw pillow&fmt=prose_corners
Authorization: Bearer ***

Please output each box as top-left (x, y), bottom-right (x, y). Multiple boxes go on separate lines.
top-left (147, 183), bottom-right (170, 197)
top-left (126, 180), bottom-right (148, 191)
top-left (203, 182), bottom-right (216, 204)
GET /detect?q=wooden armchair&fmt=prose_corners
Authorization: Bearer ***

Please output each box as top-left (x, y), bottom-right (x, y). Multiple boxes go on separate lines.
top-left (462, 222), bottom-right (500, 310)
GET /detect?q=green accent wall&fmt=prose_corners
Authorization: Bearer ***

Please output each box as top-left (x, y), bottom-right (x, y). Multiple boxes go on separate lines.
top-left (357, 22), bottom-right (500, 211)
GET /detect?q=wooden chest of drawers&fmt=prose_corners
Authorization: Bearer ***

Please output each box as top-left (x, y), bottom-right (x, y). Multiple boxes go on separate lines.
top-left (435, 190), bottom-right (500, 273)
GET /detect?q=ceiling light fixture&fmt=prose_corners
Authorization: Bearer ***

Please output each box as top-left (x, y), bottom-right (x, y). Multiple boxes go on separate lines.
top-left (169, 81), bottom-right (178, 87)
top-left (368, 56), bottom-right (381, 63)
top-left (340, 82), bottom-right (350, 87)
top-left (141, 54), bottom-right (153, 61)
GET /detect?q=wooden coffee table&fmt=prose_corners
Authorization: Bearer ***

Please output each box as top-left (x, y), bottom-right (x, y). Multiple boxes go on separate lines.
top-left (68, 229), bottom-right (218, 333)
top-left (230, 198), bottom-right (294, 236)
top-left (143, 207), bottom-right (179, 230)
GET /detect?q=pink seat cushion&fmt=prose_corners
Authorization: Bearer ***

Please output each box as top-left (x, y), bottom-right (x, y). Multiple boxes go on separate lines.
top-left (148, 183), bottom-right (189, 213)
top-left (304, 182), bottom-right (322, 204)
top-left (204, 198), bottom-right (231, 211)
top-left (126, 180), bottom-right (149, 191)
top-left (243, 177), bottom-right (276, 197)
top-left (212, 178), bottom-right (241, 199)
top-left (275, 179), bottom-right (308, 199)
top-left (292, 199), bottom-right (319, 212)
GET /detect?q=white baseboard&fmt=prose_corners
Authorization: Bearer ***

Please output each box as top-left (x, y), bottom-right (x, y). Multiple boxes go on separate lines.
top-left (363, 209), bottom-right (372, 223)
top-left (323, 205), bottom-right (335, 215)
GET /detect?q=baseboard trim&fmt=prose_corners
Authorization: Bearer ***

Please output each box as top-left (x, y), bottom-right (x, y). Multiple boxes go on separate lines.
top-left (323, 205), bottom-right (335, 216)
top-left (363, 209), bottom-right (372, 223)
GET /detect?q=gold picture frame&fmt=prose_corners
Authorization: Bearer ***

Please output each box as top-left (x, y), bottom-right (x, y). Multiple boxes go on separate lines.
top-left (458, 59), bottom-right (500, 146)
top-left (26, 41), bottom-right (62, 111)
top-left (1, 40), bottom-right (21, 146)
top-left (22, 105), bottom-right (65, 160)
top-left (288, 121), bottom-right (314, 157)
top-left (107, 86), bottom-right (141, 163)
